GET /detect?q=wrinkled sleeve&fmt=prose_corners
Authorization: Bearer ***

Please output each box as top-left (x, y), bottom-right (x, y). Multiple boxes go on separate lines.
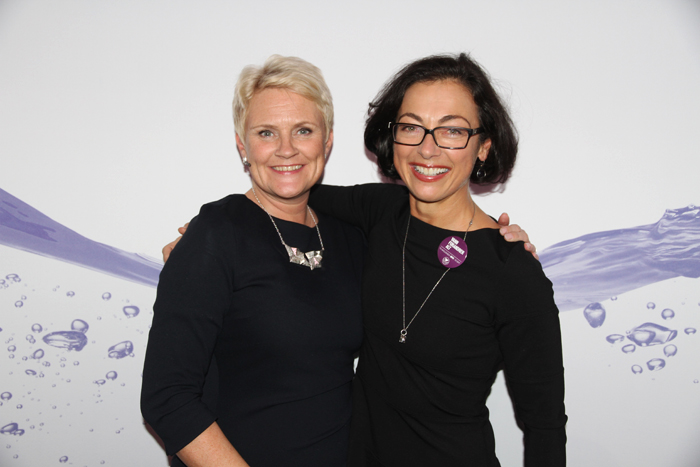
top-left (140, 208), bottom-right (233, 455)
top-left (495, 244), bottom-right (567, 466)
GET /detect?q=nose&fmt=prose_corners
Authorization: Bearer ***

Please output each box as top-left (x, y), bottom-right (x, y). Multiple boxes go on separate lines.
top-left (276, 134), bottom-right (298, 158)
top-left (418, 131), bottom-right (440, 159)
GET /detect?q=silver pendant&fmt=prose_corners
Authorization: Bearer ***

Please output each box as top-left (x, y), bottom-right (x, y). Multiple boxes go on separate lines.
top-left (399, 329), bottom-right (407, 343)
top-left (285, 245), bottom-right (323, 270)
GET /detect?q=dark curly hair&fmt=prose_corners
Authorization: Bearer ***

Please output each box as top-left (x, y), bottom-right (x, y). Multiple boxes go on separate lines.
top-left (364, 53), bottom-right (518, 185)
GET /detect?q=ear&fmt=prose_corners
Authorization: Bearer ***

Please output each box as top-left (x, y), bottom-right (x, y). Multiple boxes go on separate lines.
top-left (324, 129), bottom-right (334, 158)
top-left (235, 133), bottom-right (247, 161)
top-left (477, 138), bottom-right (492, 162)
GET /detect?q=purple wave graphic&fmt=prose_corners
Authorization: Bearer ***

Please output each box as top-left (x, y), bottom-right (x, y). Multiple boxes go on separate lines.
top-left (1, 187), bottom-right (698, 306)
top-left (0, 188), bottom-right (162, 287)
top-left (539, 205), bottom-right (700, 311)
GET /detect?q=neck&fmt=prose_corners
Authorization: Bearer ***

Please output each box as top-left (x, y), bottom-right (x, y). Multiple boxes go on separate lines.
top-left (409, 192), bottom-right (482, 231)
top-left (246, 188), bottom-right (312, 226)
top-left (409, 195), bottom-right (476, 231)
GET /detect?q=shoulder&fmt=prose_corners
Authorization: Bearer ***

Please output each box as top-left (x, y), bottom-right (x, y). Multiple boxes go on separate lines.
top-left (484, 232), bottom-right (558, 318)
top-left (196, 194), bottom-right (246, 224)
top-left (178, 194), bottom-right (249, 255)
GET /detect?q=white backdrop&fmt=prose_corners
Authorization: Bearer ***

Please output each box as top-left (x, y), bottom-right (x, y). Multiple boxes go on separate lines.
top-left (1, 1), bottom-right (699, 466)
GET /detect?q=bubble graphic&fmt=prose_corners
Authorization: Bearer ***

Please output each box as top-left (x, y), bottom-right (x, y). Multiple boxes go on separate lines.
top-left (25, 370), bottom-right (36, 376)
top-left (583, 302), bottom-right (606, 328)
top-left (6, 274), bottom-right (21, 283)
top-left (16, 405), bottom-right (22, 409)
top-left (622, 344), bottom-right (636, 354)
top-left (31, 324), bottom-right (42, 333)
top-left (32, 349), bottom-right (44, 359)
top-left (0, 392), bottom-right (11, 401)
top-left (0, 423), bottom-right (24, 436)
top-left (25, 335), bottom-right (35, 344)
top-left (606, 334), bottom-right (625, 344)
top-left (631, 365), bottom-right (643, 374)
top-left (661, 308), bottom-right (675, 320)
top-left (59, 456), bottom-right (68, 463)
top-left (646, 302), bottom-right (656, 310)
top-left (71, 319), bottom-right (89, 333)
top-left (108, 341), bottom-right (134, 359)
top-left (14, 301), bottom-right (23, 308)
top-left (42, 361), bottom-right (50, 367)
top-left (685, 328), bottom-right (697, 335)
top-left (611, 296), bottom-right (618, 301)
top-left (73, 361), bottom-right (79, 366)
top-left (7, 345), bottom-right (16, 352)
top-left (664, 344), bottom-right (678, 357)
top-left (42, 331), bottom-right (88, 351)
top-left (106, 371), bottom-right (118, 380)
top-left (94, 379), bottom-right (106, 386)
top-left (626, 322), bottom-right (677, 347)
top-left (647, 358), bottom-right (666, 371)
top-left (122, 305), bottom-right (140, 318)
top-left (102, 292), bottom-right (112, 301)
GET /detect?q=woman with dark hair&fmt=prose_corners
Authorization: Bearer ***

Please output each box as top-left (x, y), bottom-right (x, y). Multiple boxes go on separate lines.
top-left (309, 53), bottom-right (567, 466)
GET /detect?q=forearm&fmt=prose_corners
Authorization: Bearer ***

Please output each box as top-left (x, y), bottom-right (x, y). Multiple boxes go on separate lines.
top-left (176, 422), bottom-right (250, 467)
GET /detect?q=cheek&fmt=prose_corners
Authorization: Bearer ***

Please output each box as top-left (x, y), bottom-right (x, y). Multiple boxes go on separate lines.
top-left (245, 142), bottom-right (268, 163)
top-left (393, 146), bottom-right (410, 165)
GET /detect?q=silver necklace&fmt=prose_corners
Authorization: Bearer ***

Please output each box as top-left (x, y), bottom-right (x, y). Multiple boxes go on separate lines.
top-left (400, 201), bottom-right (476, 343)
top-left (251, 186), bottom-right (324, 270)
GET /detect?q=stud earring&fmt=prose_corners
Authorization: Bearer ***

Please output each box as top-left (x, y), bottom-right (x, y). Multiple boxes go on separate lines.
top-left (242, 157), bottom-right (251, 168)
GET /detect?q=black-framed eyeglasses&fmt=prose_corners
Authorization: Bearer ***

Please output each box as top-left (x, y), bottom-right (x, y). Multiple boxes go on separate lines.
top-left (390, 122), bottom-right (483, 149)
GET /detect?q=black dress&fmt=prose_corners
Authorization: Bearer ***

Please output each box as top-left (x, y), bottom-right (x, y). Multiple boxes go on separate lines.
top-left (140, 194), bottom-right (364, 467)
top-left (310, 184), bottom-right (567, 467)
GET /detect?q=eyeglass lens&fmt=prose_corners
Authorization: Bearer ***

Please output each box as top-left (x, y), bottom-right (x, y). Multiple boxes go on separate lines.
top-left (393, 123), bottom-right (471, 148)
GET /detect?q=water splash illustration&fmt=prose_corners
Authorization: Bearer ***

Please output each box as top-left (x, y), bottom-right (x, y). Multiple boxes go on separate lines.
top-left (626, 322), bottom-right (677, 347)
top-left (606, 334), bottom-right (625, 344)
top-left (0, 188), bottom-right (162, 287)
top-left (646, 358), bottom-right (666, 371)
top-left (2, 187), bottom-right (698, 308)
top-left (42, 331), bottom-right (88, 351)
top-left (540, 205), bottom-right (700, 311)
top-left (108, 341), bottom-right (134, 359)
top-left (583, 302), bottom-right (606, 328)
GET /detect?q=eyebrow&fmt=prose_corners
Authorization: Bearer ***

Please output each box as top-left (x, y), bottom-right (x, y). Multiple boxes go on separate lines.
top-left (396, 112), bottom-right (473, 127)
top-left (248, 121), bottom-right (321, 131)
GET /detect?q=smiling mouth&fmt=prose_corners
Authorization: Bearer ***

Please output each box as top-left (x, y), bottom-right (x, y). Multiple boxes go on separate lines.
top-left (412, 165), bottom-right (449, 176)
top-left (272, 165), bottom-right (303, 172)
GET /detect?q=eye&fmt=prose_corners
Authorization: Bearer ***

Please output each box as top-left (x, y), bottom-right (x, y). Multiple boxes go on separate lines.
top-left (398, 124), bottom-right (420, 134)
top-left (258, 129), bottom-right (274, 138)
top-left (440, 127), bottom-right (467, 138)
top-left (297, 127), bottom-right (312, 136)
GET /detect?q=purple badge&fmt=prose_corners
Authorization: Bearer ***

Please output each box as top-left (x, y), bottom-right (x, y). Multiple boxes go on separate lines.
top-left (438, 236), bottom-right (468, 268)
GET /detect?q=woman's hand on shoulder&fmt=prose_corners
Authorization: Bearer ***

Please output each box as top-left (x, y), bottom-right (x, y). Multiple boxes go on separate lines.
top-left (162, 223), bottom-right (189, 262)
top-left (497, 213), bottom-right (538, 260)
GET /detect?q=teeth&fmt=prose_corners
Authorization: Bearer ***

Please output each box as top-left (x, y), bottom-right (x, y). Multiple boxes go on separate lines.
top-left (273, 165), bottom-right (303, 172)
top-left (413, 165), bottom-right (449, 176)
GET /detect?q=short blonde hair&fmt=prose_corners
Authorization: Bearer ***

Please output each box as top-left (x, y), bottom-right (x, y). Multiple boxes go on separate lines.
top-left (233, 55), bottom-right (334, 141)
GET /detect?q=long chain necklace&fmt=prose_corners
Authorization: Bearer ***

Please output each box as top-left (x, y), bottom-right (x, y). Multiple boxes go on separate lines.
top-left (400, 201), bottom-right (476, 343)
top-left (251, 186), bottom-right (324, 270)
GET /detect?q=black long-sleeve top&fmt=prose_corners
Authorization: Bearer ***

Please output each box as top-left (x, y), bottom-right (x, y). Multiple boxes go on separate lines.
top-left (140, 194), bottom-right (364, 466)
top-left (310, 183), bottom-right (567, 467)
